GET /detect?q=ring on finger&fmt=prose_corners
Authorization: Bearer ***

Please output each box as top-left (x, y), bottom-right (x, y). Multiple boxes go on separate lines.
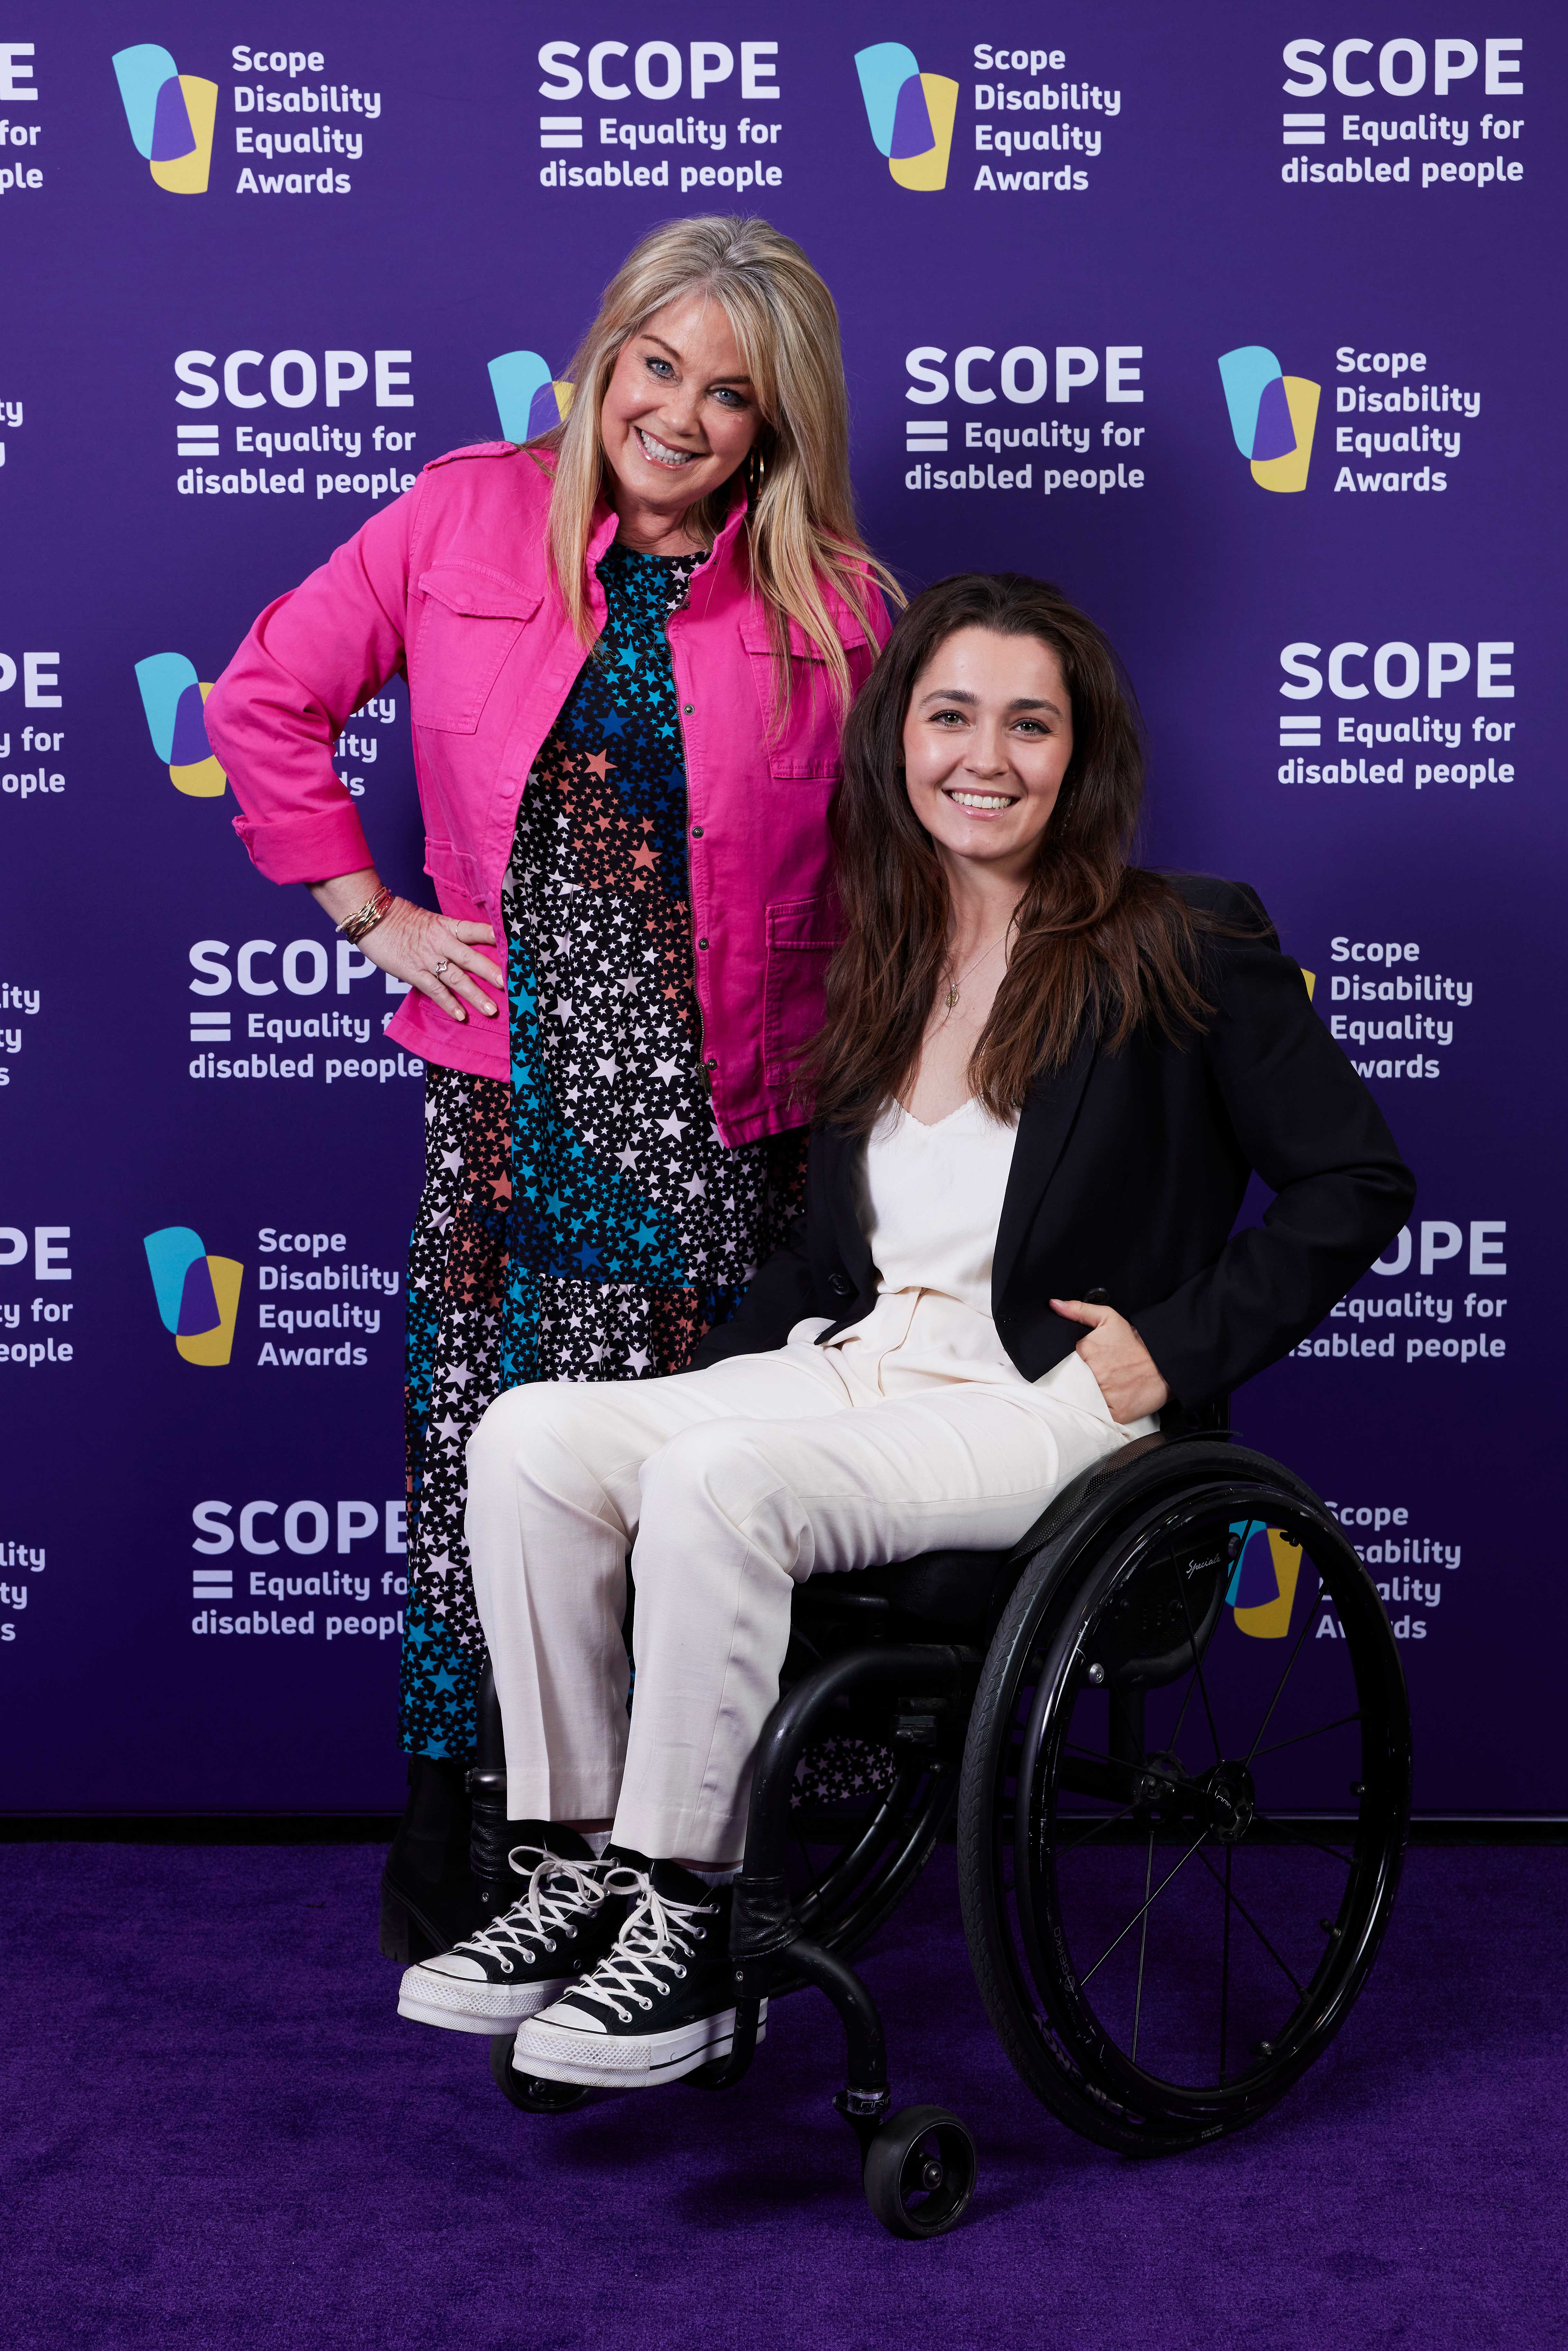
top-left (433, 957), bottom-right (450, 978)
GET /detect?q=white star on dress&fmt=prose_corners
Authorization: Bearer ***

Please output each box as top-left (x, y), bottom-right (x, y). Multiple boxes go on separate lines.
top-left (652, 1057), bottom-right (680, 1082)
top-left (626, 1348), bottom-right (651, 1373)
top-left (659, 1112), bottom-right (688, 1139)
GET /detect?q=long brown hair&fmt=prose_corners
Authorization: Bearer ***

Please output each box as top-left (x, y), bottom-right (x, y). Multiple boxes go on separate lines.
top-left (811, 573), bottom-right (1215, 1129)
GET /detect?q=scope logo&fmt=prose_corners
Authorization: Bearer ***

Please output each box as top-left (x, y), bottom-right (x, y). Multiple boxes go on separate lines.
top-left (1218, 346), bottom-right (1321, 493)
top-left (488, 352), bottom-right (574, 445)
top-left (855, 42), bottom-right (959, 191)
top-left (134, 654), bottom-right (226, 798)
top-left (112, 44), bottom-right (217, 194)
top-left (1226, 1520), bottom-right (1304, 1638)
top-left (144, 1227), bottom-right (244, 1367)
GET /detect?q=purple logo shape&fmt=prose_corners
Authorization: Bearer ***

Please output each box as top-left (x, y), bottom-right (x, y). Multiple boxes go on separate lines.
top-left (890, 76), bottom-right (935, 160)
top-left (177, 1253), bottom-right (220, 1336)
top-left (150, 72), bottom-right (197, 162)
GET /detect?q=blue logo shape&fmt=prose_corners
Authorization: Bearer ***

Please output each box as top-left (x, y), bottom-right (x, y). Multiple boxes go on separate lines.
top-left (488, 351), bottom-right (571, 444)
top-left (112, 43), bottom-right (179, 157)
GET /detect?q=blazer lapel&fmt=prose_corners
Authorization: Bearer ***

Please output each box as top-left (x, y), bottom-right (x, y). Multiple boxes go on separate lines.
top-left (992, 1028), bottom-right (1099, 1309)
top-left (817, 1121), bottom-right (876, 1289)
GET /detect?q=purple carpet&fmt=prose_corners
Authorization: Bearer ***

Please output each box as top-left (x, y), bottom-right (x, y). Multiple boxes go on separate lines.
top-left (2, 1841), bottom-right (1562, 2349)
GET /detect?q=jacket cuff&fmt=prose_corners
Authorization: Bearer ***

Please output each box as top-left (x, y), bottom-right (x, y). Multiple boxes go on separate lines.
top-left (1125, 1300), bottom-right (1213, 1410)
top-left (232, 805), bottom-right (374, 886)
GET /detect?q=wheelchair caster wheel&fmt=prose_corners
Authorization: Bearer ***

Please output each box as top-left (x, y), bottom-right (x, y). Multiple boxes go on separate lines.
top-left (862, 2105), bottom-right (976, 2238)
top-left (489, 2033), bottom-right (591, 2113)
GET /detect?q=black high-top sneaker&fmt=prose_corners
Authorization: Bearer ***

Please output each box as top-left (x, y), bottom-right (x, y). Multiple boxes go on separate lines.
top-left (510, 1860), bottom-right (767, 2087)
top-left (397, 1830), bottom-right (641, 2035)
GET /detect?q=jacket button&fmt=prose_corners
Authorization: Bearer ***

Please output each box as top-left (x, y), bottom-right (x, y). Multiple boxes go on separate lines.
top-left (691, 825), bottom-right (703, 838)
top-left (697, 938), bottom-right (709, 950)
top-left (705, 1056), bottom-right (717, 1070)
top-left (1084, 1287), bottom-right (1110, 1305)
top-left (683, 702), bottom-right (695, 715)
top-left (827, 1273), bottom-right (854, 1302)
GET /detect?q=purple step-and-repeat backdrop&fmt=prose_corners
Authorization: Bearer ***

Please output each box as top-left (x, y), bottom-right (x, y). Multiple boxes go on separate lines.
top-left (1, 4), bottom-right (1562, 1813)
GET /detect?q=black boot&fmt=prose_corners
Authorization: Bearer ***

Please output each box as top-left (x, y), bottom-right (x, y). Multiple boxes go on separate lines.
top-left (380, 1755), bottom-right (483, 1962)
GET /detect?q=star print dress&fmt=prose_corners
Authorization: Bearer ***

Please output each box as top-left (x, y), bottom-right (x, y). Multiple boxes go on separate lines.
top-left (399, 542), bottom-right (806, 1759)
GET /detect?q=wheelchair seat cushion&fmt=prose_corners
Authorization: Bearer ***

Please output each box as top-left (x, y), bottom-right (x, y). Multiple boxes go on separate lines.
top-left (794, 1547), bottom-right (1015, 1630)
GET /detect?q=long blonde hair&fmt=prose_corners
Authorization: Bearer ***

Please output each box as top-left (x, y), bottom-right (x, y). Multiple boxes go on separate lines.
top-left (529, 215), bottom-right (899, 716)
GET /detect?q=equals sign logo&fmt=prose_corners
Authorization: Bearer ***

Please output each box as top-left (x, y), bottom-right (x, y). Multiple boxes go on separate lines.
top-left (1282, 113), bottom-right (1325, 145)
top-left (190, 1008), bottom-right (231, 1044)
top-left (192, 1568), bottom-right (233, 1601)
top-left (178, 423), bottom-right (220, 459)
top-left (1279, 711), bottom-right (1322, 749)
top-left (539, 114), bottom-right (583, 148)
top-left (906, 417), bottom-right (948, 454)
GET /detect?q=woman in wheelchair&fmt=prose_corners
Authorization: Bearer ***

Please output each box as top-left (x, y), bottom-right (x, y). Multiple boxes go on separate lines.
top-left (397, 571), bottom-right (1414, 2099)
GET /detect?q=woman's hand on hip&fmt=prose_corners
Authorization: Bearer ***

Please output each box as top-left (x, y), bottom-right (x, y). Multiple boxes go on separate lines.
top-left (306, 870), bottom-right (503, 1024)
top-left (1050, 1297), bottom-right (1170, 1424)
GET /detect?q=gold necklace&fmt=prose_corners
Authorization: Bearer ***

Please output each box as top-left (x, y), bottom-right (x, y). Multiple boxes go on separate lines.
top-left (941, 934), bottom-right (1007, 1013)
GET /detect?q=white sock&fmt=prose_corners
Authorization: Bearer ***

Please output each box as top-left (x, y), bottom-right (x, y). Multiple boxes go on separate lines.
top-left (692, 1863), bottom-right (740, 1887)
top-left (584, 1830), bottom-right (612, 1858)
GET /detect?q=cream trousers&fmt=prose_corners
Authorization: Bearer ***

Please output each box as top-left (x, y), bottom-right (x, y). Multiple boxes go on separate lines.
top-left (464, 1326), bottom-right (1141, 1865)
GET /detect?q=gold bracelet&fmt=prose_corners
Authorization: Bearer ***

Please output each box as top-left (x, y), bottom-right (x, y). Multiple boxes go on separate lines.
top-left (335, 883), bottom-right (394, 944)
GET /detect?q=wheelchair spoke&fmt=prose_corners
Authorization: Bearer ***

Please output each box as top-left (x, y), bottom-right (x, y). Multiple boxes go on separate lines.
top-left (1249, 1812), bottom-right (1355, 1867)
top-left (1080, 1830), bottom-right (1209, 1986)
top-left (1165, 1532), bottom-right (1223, 1764)
top-left (1243, 1574), bottom-right (1326, 1763)
top-left (1218, 1846), bottom-right (1233, 2083)
top-left (1131, 1831), bottom-right (1155, 2063)
top-left (1252, 1709), bottom-right (1361, 1762)
top-left (1167, 1657), bottom-right (1202, 1755)
top-left (1195, 1847), bottom-right (1305, 1999)
top-left (1053, 1800), bottom-right (1137, 1859)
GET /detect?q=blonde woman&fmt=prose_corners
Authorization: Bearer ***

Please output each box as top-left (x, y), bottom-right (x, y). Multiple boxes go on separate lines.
top-left (206, 216), bottom-right (895, 1958)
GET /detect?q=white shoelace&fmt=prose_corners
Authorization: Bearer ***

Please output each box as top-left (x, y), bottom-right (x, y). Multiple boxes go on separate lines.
top-left (452, 1848), bottom-right (641, 1978)
top-left (564, 1880), bottom-right (717, 2024)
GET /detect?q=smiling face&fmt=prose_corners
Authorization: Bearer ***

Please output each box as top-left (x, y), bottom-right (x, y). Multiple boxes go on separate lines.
top-left (901, 626), bottom-right (1075, 885)
top-left (599, 291), bottom-right (763, 548)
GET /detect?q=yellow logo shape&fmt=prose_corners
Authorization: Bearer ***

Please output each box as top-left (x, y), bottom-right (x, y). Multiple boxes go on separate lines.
top-left (890, 76), bottom-right (959, 191)
top-left (176, 1257), bottom-right (244, 1365)
top-left (1250, 378), bottom-right (1320, 494)
top-left (1232, 1528), bottom-right (1304, 1639)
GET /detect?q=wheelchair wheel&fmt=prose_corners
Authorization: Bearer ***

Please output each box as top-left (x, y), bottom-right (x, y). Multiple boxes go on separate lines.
top-left (958, 1444), bottom-right (1411, 2155)
top-left (862, 2105), bottom-right (977, 2239)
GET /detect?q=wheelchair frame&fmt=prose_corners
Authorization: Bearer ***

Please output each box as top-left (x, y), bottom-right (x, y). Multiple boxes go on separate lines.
top-left (473, 1415), bottom-right (1412, 2238)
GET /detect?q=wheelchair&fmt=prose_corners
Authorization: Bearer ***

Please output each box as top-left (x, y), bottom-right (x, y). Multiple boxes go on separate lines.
top-left (469, 1409), bottom-right (1412, 2239)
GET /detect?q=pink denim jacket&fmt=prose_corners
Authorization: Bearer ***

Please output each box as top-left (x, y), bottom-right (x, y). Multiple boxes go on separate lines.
top-left (205, 444), bottom-right (887, 1145)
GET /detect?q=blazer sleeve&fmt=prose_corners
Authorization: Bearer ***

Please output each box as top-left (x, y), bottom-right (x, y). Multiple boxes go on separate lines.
top-left (204, 488), bottom-right (419, 886)
top-left (686, 1214), bottom-right (821, 1369)
top-left (1131, 929), bottom-right (1417, 1403)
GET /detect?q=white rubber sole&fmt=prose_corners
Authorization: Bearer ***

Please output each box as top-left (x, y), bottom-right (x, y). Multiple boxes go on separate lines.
top-left (397, 1967), bottom-right (572, 2036)
top-left (511, 1999), bottom-right (769, 2088)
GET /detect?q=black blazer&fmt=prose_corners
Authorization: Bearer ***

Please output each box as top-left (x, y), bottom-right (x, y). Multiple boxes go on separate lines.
top-left (692, 877), bottom-right (1416, 1408)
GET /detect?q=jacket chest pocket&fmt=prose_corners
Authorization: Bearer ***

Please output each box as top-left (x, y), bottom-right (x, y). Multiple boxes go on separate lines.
top-left (764, 892), bottom-right (840, 1095)
top-left (738, 610), bottom-right (867, 781)
top-left (410, 564), bottom-right (542, 734)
